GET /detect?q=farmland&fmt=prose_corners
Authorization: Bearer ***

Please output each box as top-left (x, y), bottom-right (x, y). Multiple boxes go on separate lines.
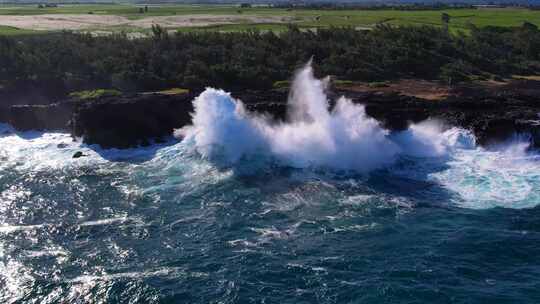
top-left (0, 4), bottom-right (539, 35)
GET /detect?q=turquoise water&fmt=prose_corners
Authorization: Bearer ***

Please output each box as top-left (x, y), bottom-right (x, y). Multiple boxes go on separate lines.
top-left (1, 122), bottom-right (540, 303)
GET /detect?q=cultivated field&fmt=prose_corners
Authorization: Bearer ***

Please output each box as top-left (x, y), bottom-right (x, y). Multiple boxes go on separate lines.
top-left (0, 4), bottom-right (539, 35)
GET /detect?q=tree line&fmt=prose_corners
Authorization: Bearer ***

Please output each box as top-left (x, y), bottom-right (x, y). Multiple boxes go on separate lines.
top-left (272, 3), bottom-right (477, 10)
top-left (0, 23), bottom-right (539, 99)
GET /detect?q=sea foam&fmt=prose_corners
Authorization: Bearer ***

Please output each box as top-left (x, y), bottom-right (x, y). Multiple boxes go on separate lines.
top-left (177, 62), bottom-right (455, 172)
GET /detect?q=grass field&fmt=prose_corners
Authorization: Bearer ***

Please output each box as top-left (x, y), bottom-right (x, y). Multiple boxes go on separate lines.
top-left (0, 24), bottom-right (38, 35)
top-left (0, 4), bottom-right (539, 35)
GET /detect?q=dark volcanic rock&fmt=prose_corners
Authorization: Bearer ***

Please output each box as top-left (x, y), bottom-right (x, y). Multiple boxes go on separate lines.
top-left (247, 102), bottom-right (288, 121)
top-left (235, 89), bottom-right (288, 121)
top-left (4, 102), bottom-right (75, 131)
top-left (70, 90), bottom-right (291, 149)
top-left (70, 88), bottom-right (540, 149)
top-left (438, 96), bottom-right (540, 148)
top-left (2, 84), bottom-right (539, 150)
top-left (72, 151), bottom-right (85, 159)
top-left (72, 93), bottom-right (195, 148)
top-left (0, 106), bottom-right (8, 124)
top-left (341, 90), bottom-right (540, 149)
top-left (348, 92), bottom-right (431, 130)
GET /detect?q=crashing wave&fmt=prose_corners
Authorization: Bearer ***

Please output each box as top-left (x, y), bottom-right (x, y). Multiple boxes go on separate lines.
top-left (178, 62), bottom-right (468, 172)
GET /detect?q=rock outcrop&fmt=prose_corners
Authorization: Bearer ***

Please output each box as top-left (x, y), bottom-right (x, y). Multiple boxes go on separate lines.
top-left (0, 106), bottom-right (8, 124)
top-left (68, 90), bottom-right (291, 148)
top-left (1, 102), bottom-right (75, 131)
top-left (1, 83), bottom-right (539, 150)
top-left (345, 90), bottom-right (540, 148)
top-left (71, 93), bottom-right (195, 148)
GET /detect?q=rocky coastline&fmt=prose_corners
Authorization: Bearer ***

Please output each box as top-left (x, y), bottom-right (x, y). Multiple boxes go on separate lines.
top-left (1, 80), bottom-right (539, 150)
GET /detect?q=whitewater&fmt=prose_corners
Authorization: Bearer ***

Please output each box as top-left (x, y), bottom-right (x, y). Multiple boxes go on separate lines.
top-left (1, 63), bottom-right (540, 303)
top-left (178, 63), bottom-right (456, 170)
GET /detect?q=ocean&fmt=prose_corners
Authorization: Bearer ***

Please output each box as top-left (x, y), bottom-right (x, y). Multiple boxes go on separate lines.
top-left (1, 64), bottom-right (540, 303)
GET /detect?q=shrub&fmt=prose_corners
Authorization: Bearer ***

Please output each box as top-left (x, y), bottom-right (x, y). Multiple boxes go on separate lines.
top-left (273, 80), bottom-right (291, 89)
top-left (69, 89), bottom-right (122, 100)
top-left (439, 61), bottom-right (473, 85)
top-left (367, 81), bottom-right (389, 88)
top-left (156, 88), bottom-right (189, 95)
top-left (332, 79), bottom-right (355, 87)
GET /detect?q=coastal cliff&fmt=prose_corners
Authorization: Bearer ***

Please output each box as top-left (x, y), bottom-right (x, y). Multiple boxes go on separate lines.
top-left (71, 93), bottom-right (195, 148)
top-left (352, 91), bottom-right (540, 148)
top-left (1, 80), bottom-right (539, 149)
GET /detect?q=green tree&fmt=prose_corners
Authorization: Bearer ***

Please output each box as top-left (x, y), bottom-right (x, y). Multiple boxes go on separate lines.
top-left (151, 24), bottom-right (168, 41)
top-left (441, 13), bottom-right (450, 30)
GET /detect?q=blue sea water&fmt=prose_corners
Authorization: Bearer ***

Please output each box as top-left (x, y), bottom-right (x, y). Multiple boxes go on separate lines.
top-left (2, 65), bottom-right (540, 303)
top-left (1, 122), bottom-right (540, 303)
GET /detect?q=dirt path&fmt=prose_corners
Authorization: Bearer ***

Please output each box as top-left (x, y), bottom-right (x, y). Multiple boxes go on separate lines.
top-left (0, 14), bottom-right (127, 30)
top-left (130, 15), bottom-right (295, 28)
top-left (0, 14), bottom-right (296, 31)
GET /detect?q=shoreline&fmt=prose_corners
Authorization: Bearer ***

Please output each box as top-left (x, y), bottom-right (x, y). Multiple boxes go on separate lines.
top-left (1, 78), bottom-right (540, 150)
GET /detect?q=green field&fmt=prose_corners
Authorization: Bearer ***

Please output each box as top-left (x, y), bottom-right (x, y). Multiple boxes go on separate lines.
top-left (0, 25), bottom-right (38, 35)
top-left (0, 4), bottom-right (539, 35)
